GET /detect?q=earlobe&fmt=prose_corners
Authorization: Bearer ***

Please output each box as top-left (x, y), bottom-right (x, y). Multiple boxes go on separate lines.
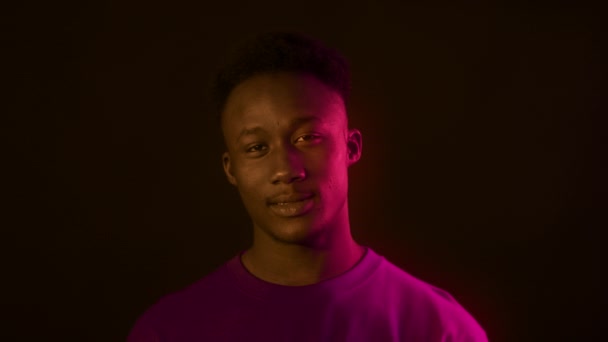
top-left (347, 128), bottom-right (362, 165)
top-left (222, 152), bottom-right (237, 186)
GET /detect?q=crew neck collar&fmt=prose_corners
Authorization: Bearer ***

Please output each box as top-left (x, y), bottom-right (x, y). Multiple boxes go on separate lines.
top-left (226, 246), bottom-right (383, 301)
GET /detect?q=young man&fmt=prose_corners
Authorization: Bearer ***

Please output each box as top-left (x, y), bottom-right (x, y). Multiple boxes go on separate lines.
top-left (128, 32), bottom-right (487, 341)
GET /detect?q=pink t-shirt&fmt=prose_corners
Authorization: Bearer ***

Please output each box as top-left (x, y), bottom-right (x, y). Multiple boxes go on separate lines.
top-left (128, 248), bottom-right (487, 341)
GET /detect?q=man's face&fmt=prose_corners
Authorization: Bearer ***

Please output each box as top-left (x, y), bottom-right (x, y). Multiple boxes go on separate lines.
top-left (221, 72), bottom-right (361, 245)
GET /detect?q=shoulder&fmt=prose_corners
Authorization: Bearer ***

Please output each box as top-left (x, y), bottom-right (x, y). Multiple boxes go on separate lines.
top-left (368, 251), bottom-right (488, 341)
top-left (127, 260), bottom-right (235, 341)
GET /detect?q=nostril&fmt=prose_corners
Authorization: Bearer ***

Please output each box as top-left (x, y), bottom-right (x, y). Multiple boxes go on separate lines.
top-left (272, 170), bottom-right (306, 184)
top-left (270, 149), bottom-right (306, 184)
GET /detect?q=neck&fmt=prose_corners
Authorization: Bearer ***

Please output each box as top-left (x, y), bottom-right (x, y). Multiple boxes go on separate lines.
top-left (241, 218), bottom-right (364, 286)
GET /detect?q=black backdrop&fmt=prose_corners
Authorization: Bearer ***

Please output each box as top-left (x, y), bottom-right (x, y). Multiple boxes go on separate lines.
top-left (4, 1), bottom-right (605, 341)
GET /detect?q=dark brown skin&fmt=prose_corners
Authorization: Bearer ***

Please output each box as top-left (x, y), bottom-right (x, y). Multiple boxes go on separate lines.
top-left (221, 72), bottom-right (364, 286)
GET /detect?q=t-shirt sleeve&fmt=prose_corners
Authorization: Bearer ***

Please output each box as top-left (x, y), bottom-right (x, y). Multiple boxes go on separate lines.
top-left (126, 309), bottom-right (164, 342)
top-left (442, 323), bottom-right (488, 342)
top-left (431, 287), bottom-right (488, 342)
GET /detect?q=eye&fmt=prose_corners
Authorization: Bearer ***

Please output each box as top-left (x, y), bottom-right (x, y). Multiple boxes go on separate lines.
top-left (294, 134), bottom-right (321, 144)
top-left (245, 144), bottom-right (267, 153)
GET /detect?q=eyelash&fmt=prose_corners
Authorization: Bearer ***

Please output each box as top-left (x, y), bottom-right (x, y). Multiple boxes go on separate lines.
top-left (244, 134), bottom-right (321, 154)
top-left (246, 144), bottom-right (267, 153)
top-left (294, 134), bottom-right (320, 143)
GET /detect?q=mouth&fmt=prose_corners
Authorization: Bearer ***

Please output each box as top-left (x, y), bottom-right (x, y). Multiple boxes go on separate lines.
top-left (268, 193), bottom-right (315, 217)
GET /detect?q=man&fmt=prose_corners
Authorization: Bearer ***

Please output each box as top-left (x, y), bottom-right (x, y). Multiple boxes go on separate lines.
top-left (128, 32), bottom-right (487, 341)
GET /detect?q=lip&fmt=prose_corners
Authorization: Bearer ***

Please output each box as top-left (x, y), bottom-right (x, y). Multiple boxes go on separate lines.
top-left (268, 193), bottom-right (315, 217)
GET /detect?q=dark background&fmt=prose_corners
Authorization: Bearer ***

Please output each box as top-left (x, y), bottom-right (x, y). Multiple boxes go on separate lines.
top-left (4, 0), bottom-right (605, 341)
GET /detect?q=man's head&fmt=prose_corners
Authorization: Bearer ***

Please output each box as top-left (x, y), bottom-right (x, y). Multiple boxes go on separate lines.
top-left (212, 32), bottom-right (351, 121)
top-left (215, 32), bottom-right (362, 247)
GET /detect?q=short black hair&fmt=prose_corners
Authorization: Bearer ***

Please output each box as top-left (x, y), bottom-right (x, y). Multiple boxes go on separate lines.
top-left (212, 31), bottom-right (351, 119)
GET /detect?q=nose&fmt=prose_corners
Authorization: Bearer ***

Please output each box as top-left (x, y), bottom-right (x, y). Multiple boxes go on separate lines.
top-left (271, 145), bottom-right (306, 185)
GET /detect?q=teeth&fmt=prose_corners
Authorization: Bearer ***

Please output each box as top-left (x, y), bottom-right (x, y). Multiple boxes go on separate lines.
top-left (277, 201), bottom-right (300, 205)
top-left (273, 197), bottom-right (311, 205)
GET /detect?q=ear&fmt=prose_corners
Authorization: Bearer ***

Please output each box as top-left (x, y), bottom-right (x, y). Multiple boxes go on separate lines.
top-left (346, 128), bottom-right (362, 166)
top-left (222, 152), bottom-right (237, 186)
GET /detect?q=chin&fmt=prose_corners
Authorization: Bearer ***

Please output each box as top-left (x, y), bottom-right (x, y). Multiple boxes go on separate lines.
top-left (263, 219), bottom-right (327, 246)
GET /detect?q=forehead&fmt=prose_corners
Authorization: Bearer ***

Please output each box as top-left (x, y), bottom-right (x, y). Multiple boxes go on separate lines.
top-left (221, 72), bottom-right (346, 133)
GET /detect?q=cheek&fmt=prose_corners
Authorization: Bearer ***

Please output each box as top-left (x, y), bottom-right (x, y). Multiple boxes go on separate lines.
top-left (315, 154), bottom-right (349, 190)
top-left (234, 164), bottom-right (264, 197)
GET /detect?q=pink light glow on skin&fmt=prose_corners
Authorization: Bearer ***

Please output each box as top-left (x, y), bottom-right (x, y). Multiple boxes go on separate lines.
top-left (128, 71), bottom-right (489, 342)
top-left (221, 71), bottom-right (364, 286)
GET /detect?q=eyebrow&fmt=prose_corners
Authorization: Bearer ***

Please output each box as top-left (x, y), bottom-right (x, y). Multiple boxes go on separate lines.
top-left (290, 116), bottom-right (321, 127)
top-left (236, 116), bottom-right (322, 143)
top-left (237, 126), bottom-right (265, 143)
